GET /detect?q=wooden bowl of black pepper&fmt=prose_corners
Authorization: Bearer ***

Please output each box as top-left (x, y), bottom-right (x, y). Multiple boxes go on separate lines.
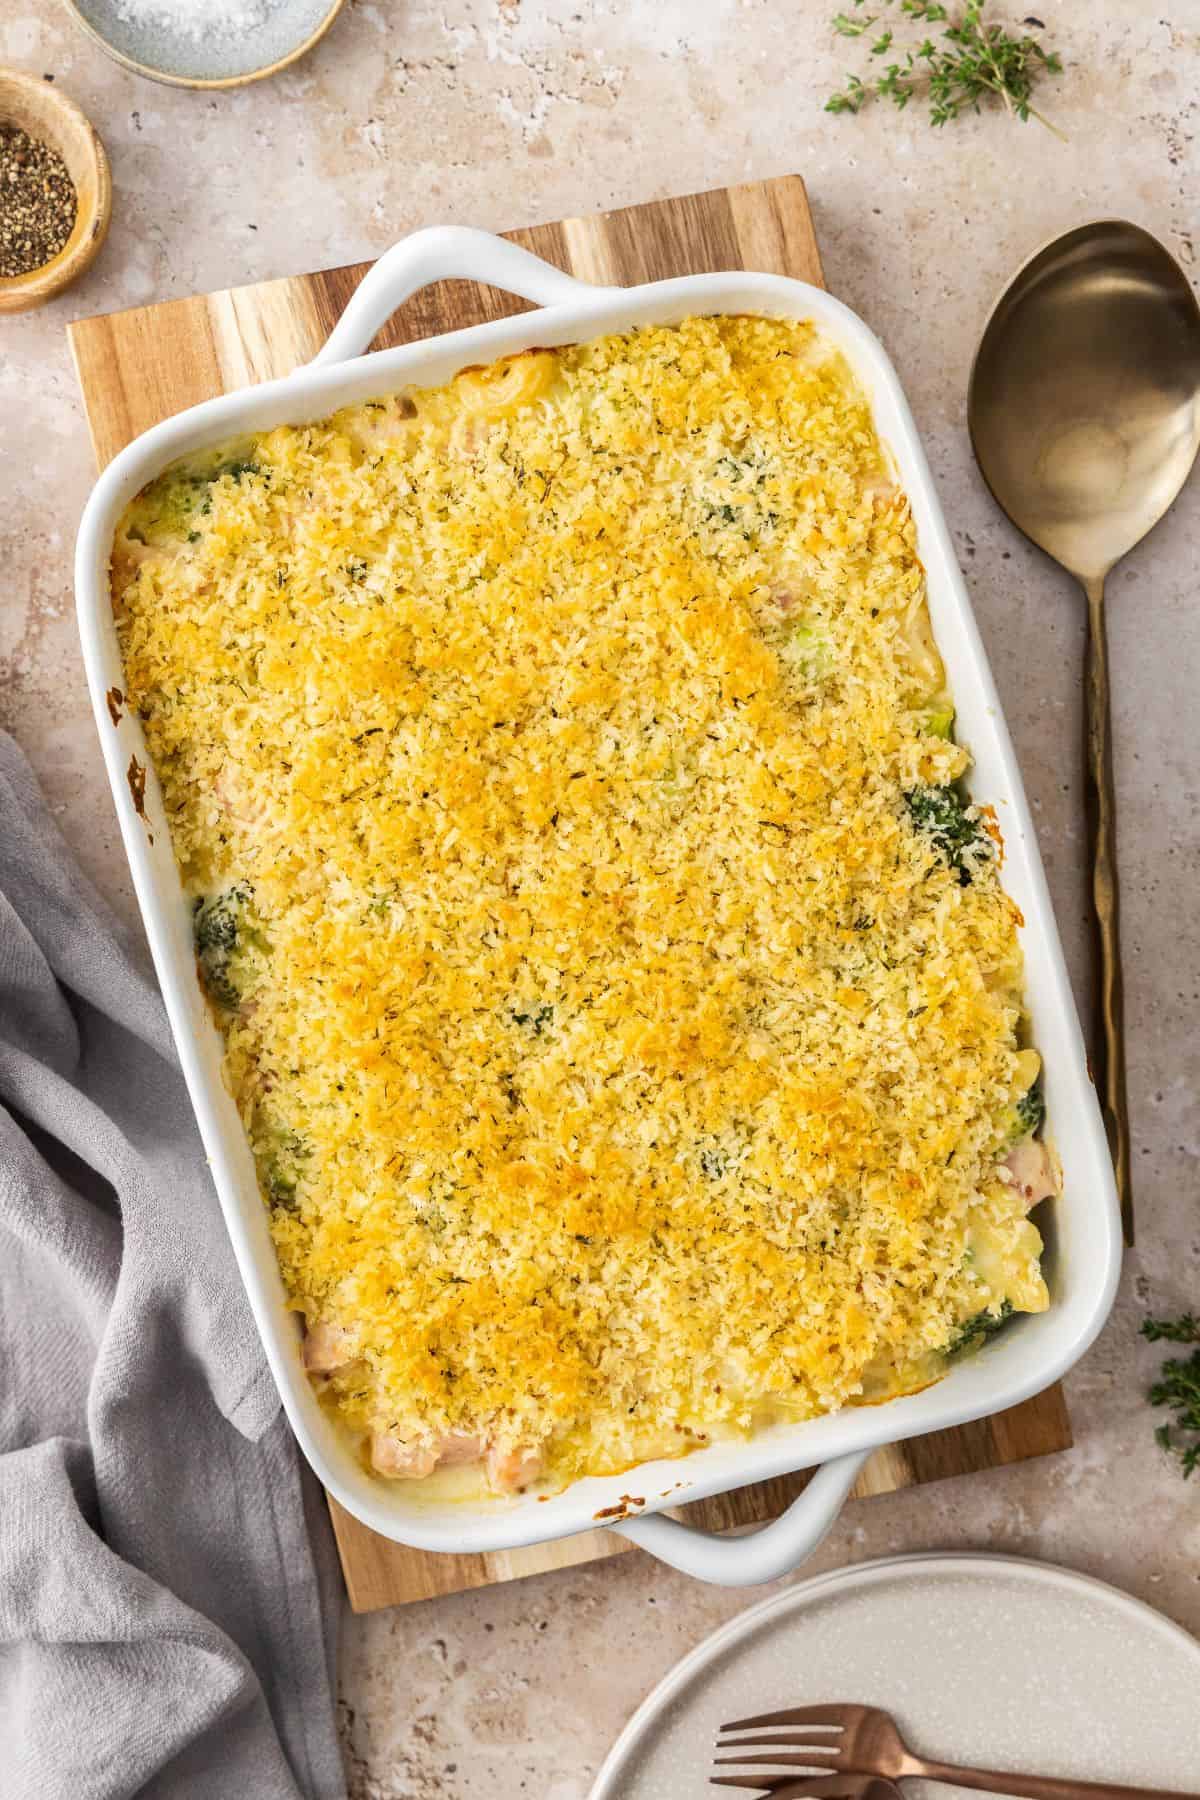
top-left (0, 68), bottom-right (111, 314)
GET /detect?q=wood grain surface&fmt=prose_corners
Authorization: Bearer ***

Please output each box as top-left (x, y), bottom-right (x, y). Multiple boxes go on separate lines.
top-left (68, 174), bottom-right (1072, 1615)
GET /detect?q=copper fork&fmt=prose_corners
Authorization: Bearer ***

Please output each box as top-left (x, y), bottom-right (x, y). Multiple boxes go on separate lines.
top-left (716, 1703), bottom-right (1200, 1799)
top-left (711, 1779), bottom-right (899, 1799)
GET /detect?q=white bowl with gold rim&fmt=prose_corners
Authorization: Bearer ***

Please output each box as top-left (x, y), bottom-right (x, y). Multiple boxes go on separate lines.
top-left (63, 0), bottom-right (345, 90)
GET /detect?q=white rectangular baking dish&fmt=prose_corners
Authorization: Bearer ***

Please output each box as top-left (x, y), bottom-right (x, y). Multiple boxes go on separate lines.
top-left (75, 227), bottom-right (1122, 1584)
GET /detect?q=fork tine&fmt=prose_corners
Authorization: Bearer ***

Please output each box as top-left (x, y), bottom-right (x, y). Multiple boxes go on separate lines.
top-left (721, 1706), bottom-right (846, 1732)
top-left (708, 1779), bottom-right (805, 1793)
top-left (772, 1786), bottom-right (886, 1800)
top-left (711, 1781), bottom-right (872, 1799)
top-left (709, 1779), bottom-right (780, 1793)
top-left (713, 1752), bottom-right (842, 1771)
top-left (718, 1734), bottom-right (842, 1749)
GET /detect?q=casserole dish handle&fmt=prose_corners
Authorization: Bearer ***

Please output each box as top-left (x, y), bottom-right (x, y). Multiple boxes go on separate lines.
top-left (312, 226), bottom-right (618, 367)
top-left (608, 1448), bottom-right (870, 1585)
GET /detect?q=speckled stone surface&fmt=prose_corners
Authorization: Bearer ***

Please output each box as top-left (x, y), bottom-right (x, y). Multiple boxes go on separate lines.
top-left (3, 3), bottom-right (1199, 1796)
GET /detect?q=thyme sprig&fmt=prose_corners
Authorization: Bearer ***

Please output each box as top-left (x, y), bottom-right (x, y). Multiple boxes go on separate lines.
top-left (825, 0), bottom-right (1063, 132)
top-left (1142, 1316), bottom-right (1200, 1479)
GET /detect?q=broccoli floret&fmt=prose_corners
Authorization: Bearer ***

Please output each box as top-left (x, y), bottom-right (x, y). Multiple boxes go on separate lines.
top-left (924, 699), bottom-right (956, 740)
top-left (512, 1002), bottom-right (554, 1035)
top-left (904, 784), bottom-right (989, 885)
top-left (697, 450), bottom-right (779, 543)
top-left (193, 884), bottom-right (262, 1011)
top-left (256, 1126), bottom-right (310, 1212)
top-left (946, 1299), bottom-right (1014, 1357)
top-left (216, 458), bottom-right (262, 484)
top-left (998, 1077), bottom-right (1046, 1150)
top-left (1015, 1081), bottom-right (1046, 1137)
top-left (132, 456), bottom-right (265, 542)
top-left (699, 1143), bottom-right (728, 1180)
top-left (265, 1165), bottom-right (297, 1207)
top-left (779, 618), bottom-right (831, 679)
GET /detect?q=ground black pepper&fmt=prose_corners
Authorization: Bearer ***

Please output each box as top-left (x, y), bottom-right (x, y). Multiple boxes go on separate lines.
top-left (0, 125), bottom-right (77, 278)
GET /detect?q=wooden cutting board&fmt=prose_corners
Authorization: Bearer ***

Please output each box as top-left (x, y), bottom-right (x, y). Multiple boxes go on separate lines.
top-left (69, 175), bottom-right (1072, 1614)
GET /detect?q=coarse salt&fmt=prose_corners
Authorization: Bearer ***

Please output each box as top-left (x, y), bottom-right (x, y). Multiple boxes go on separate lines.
top-left (113, 0), bottom-right (283, 46)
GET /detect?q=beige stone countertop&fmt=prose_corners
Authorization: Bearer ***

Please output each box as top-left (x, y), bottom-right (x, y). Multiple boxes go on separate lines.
top-left (3, 2), bottom-right (1199, 1795)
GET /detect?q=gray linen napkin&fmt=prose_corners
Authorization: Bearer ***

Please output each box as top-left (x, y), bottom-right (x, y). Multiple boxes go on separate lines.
top-left (0, 733), bottom-right (347, 1800)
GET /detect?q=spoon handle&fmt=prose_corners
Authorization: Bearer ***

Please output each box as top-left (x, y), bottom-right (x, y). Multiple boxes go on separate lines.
top-left (1082, 575), bottom-right (1134, 1244)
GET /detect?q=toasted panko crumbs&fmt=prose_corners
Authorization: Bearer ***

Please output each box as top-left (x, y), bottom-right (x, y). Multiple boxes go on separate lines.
top-left (112, 314), bottom-right (1048, 1486)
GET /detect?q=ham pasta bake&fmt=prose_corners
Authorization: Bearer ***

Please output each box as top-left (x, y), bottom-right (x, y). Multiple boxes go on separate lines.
top-left (110, 315), bottom-right (1055, 1497)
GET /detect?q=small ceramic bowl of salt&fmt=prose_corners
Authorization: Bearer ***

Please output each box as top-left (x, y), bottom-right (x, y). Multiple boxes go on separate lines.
top-left (64, 0), bottom-right (345, 88)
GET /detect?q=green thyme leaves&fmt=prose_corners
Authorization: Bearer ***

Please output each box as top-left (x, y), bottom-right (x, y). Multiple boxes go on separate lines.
top-left (826, 1), bottom-right (1063, 131)
top-left (1142, 1316), bottom-right (1200, 1478)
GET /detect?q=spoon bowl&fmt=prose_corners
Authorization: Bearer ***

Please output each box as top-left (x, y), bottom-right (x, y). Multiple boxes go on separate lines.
top-left (970, 220), bottom-right (1200, 581)
top-left (968, 220), bottom-right (1200, 1247)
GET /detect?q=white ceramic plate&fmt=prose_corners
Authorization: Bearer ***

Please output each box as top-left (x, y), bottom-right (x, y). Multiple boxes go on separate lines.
top-left (590, 1553), bottom-right (1200, 1798)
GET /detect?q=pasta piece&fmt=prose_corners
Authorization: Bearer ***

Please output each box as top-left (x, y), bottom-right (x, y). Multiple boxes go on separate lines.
top-left (455, 350), bottom-right (558, 418)
top-left (896, 600), bottom-right (946, 702)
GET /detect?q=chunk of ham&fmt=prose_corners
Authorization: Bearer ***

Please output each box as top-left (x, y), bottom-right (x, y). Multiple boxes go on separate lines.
top-left (213, 763), bottom-right (268, 830)
top-left (366, 1429), bottom-right (543, 1490)
top-left (305, 1321), bottom-right (542, 1489)
top-left (345, 392), bottom-right (418, 453)
top-left (302, 1320), bottom-right (358, 1374)
top-left (370, 1434), bottom-right (439, 1480)
top-left (486, 1443), bottom-right (544, 1493)
top-left (1004, 1137), bottom-right (1057, 1210)
top-left (438, 1432), bottom-right (486, 1467)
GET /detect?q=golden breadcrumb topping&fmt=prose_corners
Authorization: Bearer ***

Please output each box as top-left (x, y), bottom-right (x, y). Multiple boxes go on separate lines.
top-left (112, 315), bottom-right (1048, 1486)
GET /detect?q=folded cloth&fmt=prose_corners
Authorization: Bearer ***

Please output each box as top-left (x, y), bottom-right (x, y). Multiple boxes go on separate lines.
top-left (0, 734), bottom-right (346, 1800)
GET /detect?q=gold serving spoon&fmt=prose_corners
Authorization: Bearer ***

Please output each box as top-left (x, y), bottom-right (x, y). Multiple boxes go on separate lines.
top-left (969, 220), bottom-right (1200, 1245)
